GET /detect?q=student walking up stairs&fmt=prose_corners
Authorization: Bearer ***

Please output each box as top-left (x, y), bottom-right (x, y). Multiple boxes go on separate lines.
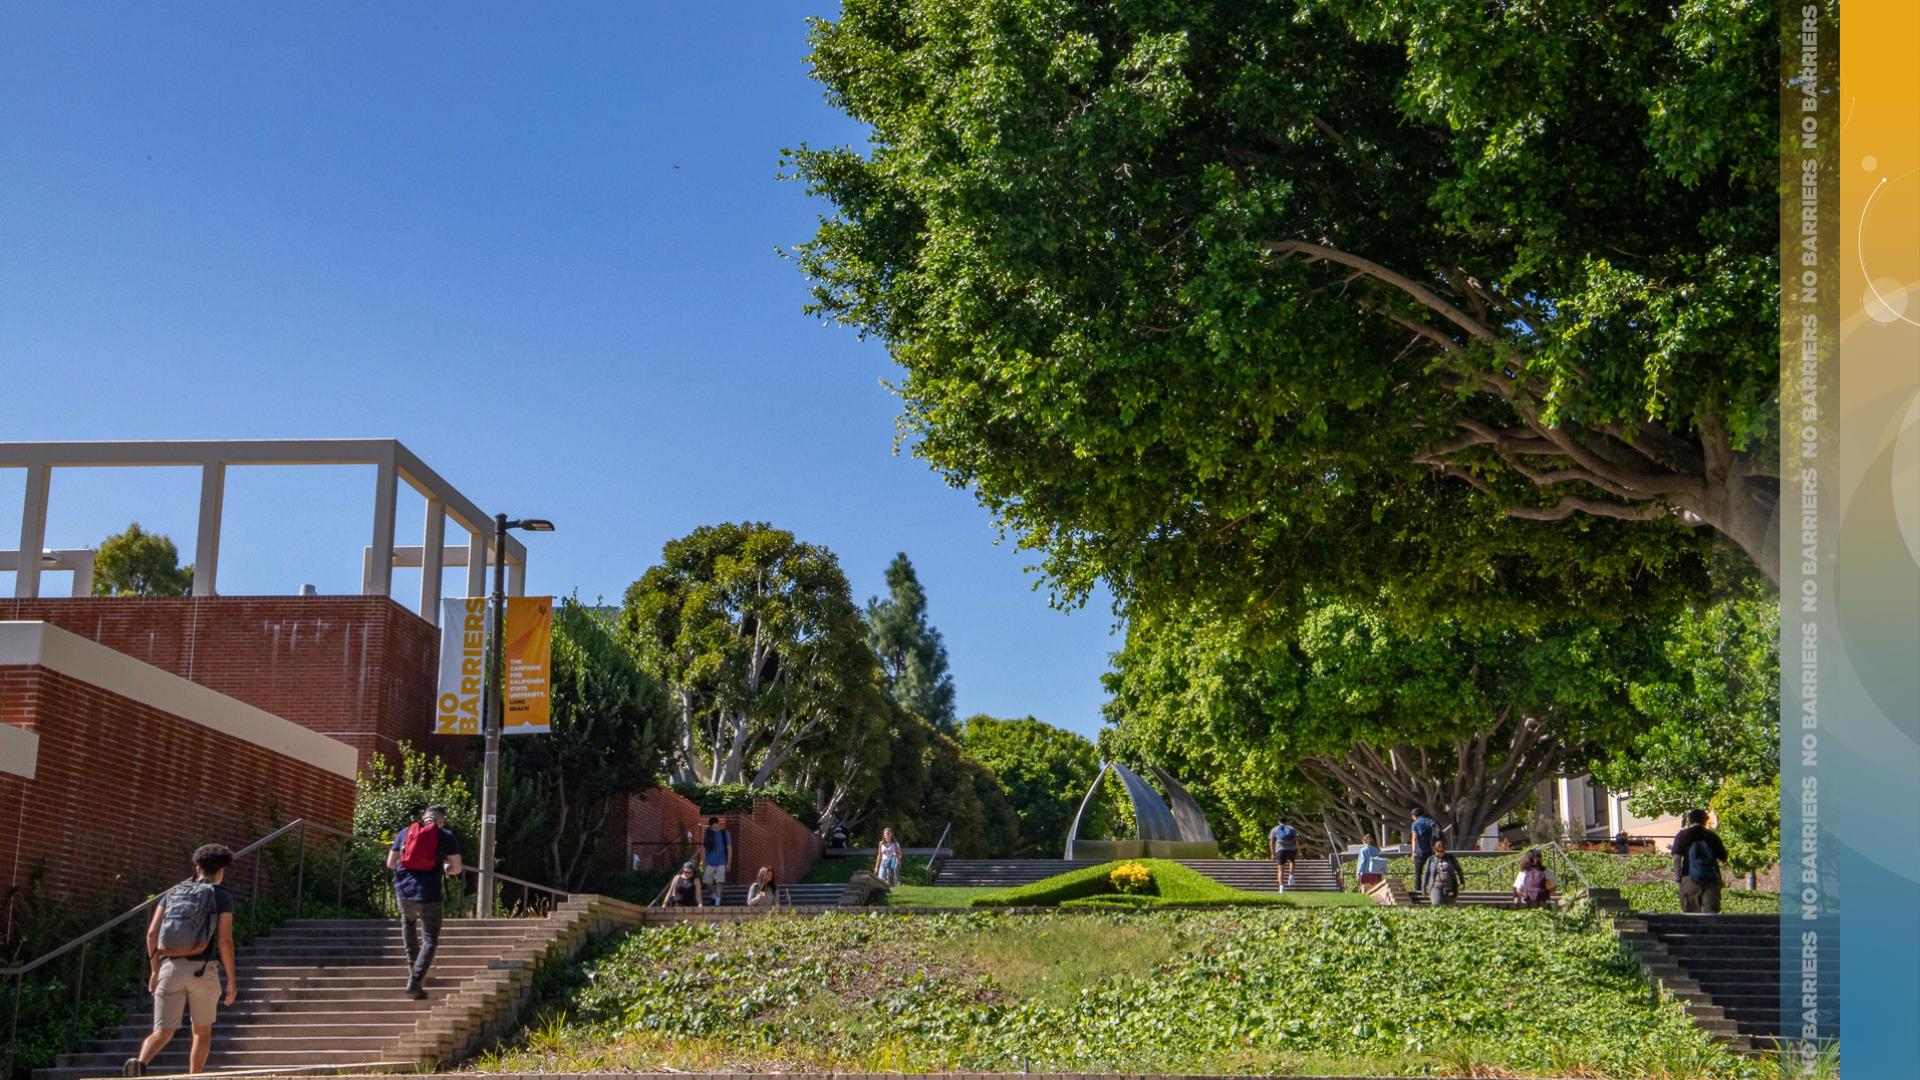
top-left (36, 896), bottom-right (648, 1080)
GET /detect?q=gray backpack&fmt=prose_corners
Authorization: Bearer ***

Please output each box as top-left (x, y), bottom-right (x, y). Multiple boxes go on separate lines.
top-left (156, 880), bottom-right (218, 956)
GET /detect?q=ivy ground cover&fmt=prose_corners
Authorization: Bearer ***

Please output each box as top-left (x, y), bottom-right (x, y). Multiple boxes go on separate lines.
top-left (480, 909), bottom-right (1767, 1078)
top-left (1384, 851), bottom-right (1779, 914)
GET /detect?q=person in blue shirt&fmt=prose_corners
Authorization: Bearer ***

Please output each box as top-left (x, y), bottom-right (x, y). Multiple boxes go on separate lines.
top-left (1409, 807), bottom-right (1439, 891)
top-left (699, 816), bottom-right (734, 905)
top-left (1267, 819), bottom-right (1301, 891)
top-left (1355, 835), bottom-right (1388, 889)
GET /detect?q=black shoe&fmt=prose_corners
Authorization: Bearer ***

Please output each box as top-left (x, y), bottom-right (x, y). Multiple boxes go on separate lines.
top-left (122, 1058), bottom-right (145, 1077)
top-left (404, 977), bottom-right (426, 1000)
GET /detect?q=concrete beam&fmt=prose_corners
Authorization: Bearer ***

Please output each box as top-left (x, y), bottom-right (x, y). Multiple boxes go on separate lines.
top-left (193, 462), bottom-right (226, 597)
top-left (420, 498), bottom-right (445, 622)
top-left (366, 450), bottom-right (398, 597)
top-left (13, 463), bottom-right (50, 598)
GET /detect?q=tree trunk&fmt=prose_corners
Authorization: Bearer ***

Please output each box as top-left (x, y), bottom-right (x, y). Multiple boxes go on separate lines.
top-left (1298, 713), bottom-right (1573, 848)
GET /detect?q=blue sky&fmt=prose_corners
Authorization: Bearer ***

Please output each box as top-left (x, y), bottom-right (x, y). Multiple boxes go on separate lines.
top-left (0, 2), bottom-right (1120, 737)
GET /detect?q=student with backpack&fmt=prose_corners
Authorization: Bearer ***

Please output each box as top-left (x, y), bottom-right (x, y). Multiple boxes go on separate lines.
top-left (1267, 818), bottom-right (1301, 891)
top-left (1671, 808), bottom-right (1729, 913)
top-left (124, 844), bottom-right (236, 1077)
top-left (699, 816), bottom-right (734, 905)
top-left (386, 805), bottom-right (463, 999)
top-left (1512, 848), bottom-right (1558, 908)
top-left (1419, 837), bottom-right (1465, 906)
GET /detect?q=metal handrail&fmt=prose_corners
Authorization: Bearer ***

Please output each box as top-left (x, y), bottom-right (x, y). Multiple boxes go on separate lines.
top-left (1542, 841), bottom-right (1595, 895)
top-left (1322, 823), bottom-right (1345, 890)
top-left (925, 821), bottom-right (952, 882)
top-left (1, 818), bottom-right (310, 980)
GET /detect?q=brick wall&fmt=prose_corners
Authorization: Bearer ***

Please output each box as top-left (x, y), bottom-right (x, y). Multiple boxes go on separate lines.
top-left (610, 788), bottom-right (823, 886)
top-left (0, 596), bottom-right (442, 769)
top-left (735, 797), bottom-right (824, 886)
top-left (0, 665), bottom-right (356, 912)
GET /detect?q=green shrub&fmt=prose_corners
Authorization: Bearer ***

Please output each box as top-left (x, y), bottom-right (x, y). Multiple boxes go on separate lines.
top-left (969, 858), bottom-right (1344, 908)
top-left (669, 781), bottom-right (821, 828)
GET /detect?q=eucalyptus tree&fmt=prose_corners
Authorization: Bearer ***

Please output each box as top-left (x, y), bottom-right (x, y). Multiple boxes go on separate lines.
top-left (622, 522), bottom-right (880, 787)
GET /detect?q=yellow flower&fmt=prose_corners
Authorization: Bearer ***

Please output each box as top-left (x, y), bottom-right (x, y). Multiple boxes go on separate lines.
top-left (1109, 861), bottom-right (1153, 895)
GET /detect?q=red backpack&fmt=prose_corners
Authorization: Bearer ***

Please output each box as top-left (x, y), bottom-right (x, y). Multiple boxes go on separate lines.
top-left (399, 821), bottom-right (441, 871)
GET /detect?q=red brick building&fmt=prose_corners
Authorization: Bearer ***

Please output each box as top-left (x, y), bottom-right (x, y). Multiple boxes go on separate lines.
top-left (1, 619), bottom-right (358, 922)
top-left (0, 596), bottom-right (441, 769)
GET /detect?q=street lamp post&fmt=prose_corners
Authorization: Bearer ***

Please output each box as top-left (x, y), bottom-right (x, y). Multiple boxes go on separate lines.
top-left (474, 512), bottom-right (553, 915)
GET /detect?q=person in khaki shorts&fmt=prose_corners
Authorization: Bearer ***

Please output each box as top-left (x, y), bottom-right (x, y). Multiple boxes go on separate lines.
top-left (125, 844), bottom-right (237, 1076)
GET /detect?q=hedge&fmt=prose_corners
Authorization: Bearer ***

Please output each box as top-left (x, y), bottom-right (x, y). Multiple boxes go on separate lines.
top-left (969, 858), bottom-right (1368, 908)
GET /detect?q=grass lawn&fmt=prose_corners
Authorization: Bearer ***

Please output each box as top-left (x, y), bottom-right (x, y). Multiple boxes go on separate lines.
top-left (477, 907), bottom-right (1771, 1078)
top-left (1384, 850), bottom-right (1779, 913)
top-left (883, 884), bottom-right (1000, 907)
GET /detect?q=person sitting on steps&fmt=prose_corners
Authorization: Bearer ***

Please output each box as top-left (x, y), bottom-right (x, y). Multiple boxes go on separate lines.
top-left (665, 861), bottom-right (702, 907)
top-left (387, 804), bottom-right (463, 1000)
top-left (746, 866), bottom-right (778, 908)
top-left (124, 843), bottom-right (237, 1077)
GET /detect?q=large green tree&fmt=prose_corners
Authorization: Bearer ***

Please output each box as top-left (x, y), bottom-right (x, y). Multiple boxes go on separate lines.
top-left (493, 599), bottom-right (675, 889)
top-left (92, 522), bottom-right (193, 596)
top-left (1103, 598), bottom-right (1663, 850)
top-left (866, 552), bottom-right (959, 730)
top-left (857, 702), bottom-right (1019, 856)
top-left (1588, 595), bottom-right (1778, 817)
top-left (960, 714), bottom-right (1101, 855)
top-left (622, 523), bottom-right (879, 787)
top-left (793, 0), bottom-right (1781, 614)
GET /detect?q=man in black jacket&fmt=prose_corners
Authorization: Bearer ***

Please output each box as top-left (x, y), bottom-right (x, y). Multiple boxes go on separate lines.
top-left (1670, 808), bottom-right (1729, 913)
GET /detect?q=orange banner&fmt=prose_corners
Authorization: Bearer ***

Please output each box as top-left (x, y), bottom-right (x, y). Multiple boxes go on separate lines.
top-left (502, 596), bottom-right (553, 734)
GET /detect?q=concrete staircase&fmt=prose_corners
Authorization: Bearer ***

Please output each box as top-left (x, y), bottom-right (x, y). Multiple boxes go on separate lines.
top-left (37, 897), bottom-right (649, 1080)
top-left (710, 882), bottom-right (844, 906)
top-left (936, 858), bottom-right (1343, 892)
top-left (1408, 889), bottom-right (1518, 908)
top-left (1635, 913), bottom-right (1793, 1046)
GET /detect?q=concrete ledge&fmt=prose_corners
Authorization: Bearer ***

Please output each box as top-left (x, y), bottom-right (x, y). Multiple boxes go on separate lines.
top-left (0, 718), bottom-right (38, 778)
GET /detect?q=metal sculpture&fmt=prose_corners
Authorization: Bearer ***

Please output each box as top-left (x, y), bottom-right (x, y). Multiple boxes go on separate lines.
top-left (1064, 761), bottom-right (1221, 860)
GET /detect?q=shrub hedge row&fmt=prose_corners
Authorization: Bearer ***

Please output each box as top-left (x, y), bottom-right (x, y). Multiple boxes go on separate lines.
top-left (970, 858), bottom-right (1367, 908)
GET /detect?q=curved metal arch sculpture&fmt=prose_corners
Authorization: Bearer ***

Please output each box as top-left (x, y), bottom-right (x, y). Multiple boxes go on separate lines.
top-left (1064, 761), bottom-right (1220, 860)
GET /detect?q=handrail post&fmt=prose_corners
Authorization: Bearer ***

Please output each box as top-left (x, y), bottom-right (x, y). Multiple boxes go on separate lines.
top-left (249, 849), bottom-right (262, 940)
top-left (72, 939), bottom-right (89, 1011)
top-left (293, 825), bottom-right (308, 921)
top-left (6, 971), bottom-right (22, 1080)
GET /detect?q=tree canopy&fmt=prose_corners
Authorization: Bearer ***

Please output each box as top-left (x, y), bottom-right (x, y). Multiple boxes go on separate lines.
top-left (1584, 595), bottom-right (1777, 823)
top-left (867, 552), bottom-right (959, 730)
top-left (622, 522), bottom-right (878, 788)
top-left (793, 0), bottom-right (1781, 621)
top-left (960, 714), bottom-right (1102, 856)
top-left (92, 522), bottom-right (193, 597)
top-left (1102, 597), bottom-right (1665, 849)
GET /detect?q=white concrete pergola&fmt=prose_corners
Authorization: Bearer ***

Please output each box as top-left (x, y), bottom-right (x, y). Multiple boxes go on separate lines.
top-left (0, 439), bottom-right (527, 624)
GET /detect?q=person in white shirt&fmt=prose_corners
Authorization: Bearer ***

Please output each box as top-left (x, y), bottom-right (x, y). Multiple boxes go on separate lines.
top-left (1512, 848), bottom-right (1558, 907)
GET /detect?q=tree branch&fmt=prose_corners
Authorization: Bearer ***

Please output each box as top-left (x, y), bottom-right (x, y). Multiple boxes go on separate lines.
top-left (1265, 240), bottom-right (1499, 343)
top-left (1505, 497), bottom-right (1675, 523)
